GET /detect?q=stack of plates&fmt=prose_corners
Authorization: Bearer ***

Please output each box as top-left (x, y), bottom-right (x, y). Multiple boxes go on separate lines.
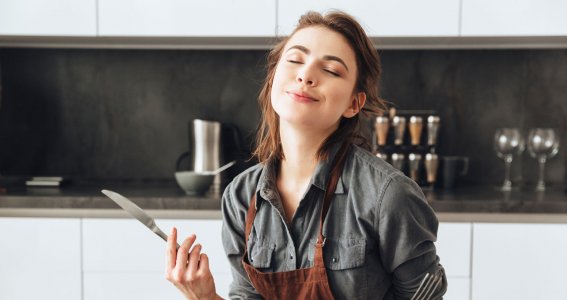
top-left (25, 176), bottom-right (66, 187)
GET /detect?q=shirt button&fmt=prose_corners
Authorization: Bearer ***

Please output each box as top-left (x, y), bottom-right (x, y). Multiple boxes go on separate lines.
top-left (332, 258), bottom-right (337, 263)
top-left (290, 254), bottom-right (294, 260)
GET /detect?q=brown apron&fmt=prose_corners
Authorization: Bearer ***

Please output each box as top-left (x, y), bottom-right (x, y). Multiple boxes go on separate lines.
top-left (242, 143), bottom-right (350, 300)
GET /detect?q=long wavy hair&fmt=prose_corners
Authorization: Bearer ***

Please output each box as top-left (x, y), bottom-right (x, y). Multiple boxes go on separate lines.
top-left (253, 10), bottom-right (386, 163)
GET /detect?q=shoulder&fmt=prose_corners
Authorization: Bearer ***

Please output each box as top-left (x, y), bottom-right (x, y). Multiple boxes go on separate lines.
top-left (344, 145), bottom-right (406, 194)
top-left (345, 145), bottom-right (429, 211)
top-left (349, 145), bottom-right (401, 178)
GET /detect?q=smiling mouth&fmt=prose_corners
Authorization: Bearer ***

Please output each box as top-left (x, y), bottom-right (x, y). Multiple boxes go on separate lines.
top-left (286, 91), bottom-right (318, 103)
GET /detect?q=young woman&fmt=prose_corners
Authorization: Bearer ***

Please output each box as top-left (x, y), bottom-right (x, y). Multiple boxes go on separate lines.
top-left (166, 11), bottom-right (447, 300)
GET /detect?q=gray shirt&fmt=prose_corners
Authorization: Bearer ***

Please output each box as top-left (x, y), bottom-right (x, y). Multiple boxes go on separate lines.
top-left (221, 144), bottom-right (447, 299)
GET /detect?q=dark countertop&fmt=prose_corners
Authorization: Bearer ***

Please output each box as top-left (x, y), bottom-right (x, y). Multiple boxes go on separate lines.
top-left (1, 180), bottom-right (567, 222)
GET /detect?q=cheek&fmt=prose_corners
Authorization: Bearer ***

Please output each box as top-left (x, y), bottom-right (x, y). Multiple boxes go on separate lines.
top-left (270, 64), bottom-right (288, 102)
top-left (330, 86), bottom-right (354, 109)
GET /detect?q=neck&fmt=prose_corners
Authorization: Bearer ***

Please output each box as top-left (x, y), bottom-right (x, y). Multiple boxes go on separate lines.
top-left (278, 122), bottom-right (336, 183)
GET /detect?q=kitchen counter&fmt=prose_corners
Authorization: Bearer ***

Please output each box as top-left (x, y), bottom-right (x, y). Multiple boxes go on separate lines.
top-left (1, 180), bottom-right (567, 223)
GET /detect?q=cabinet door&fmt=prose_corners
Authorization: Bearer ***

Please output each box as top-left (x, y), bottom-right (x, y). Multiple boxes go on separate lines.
top-left (472, 223), bottom-right (567, 300)
top-left (0, 217), bottom-right (82, 300)
top-left (461, 0), bottom-right (567, 36)
top-left (98, 0), bottom-right (276, 37)
top-left (82, 218), bottom-right (229, 300)
top-left (437, 222), bottom-right (472, 300)
top-left (0, 0), bottom-right (96, 36)
top-left (277, 0), bottom-right (460, 37)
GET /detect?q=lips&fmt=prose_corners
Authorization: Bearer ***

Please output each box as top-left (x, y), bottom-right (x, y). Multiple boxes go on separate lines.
top-left (286, 90), bottom-right (319, 103)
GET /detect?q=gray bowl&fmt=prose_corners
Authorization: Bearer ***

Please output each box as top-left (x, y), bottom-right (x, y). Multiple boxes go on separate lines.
top-left (174, 171), bottom-right (214, 195)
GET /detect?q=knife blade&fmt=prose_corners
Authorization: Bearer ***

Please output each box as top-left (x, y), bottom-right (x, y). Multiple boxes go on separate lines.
top-left (101, 189), bottom-right (179, 249)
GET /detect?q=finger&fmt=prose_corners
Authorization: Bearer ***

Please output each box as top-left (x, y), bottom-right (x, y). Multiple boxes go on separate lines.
top-left (175, 234), bottom-right (196, 272)
top-left (197, 252), bottom-right (210, 274)
top-left (187, 243), bottom-right (202, 276)
top-left (165, 227), bottom-right (177, 273)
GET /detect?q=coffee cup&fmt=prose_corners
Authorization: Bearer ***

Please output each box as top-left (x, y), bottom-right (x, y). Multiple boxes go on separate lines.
top-left (439, 156), bottom-right (469, 189)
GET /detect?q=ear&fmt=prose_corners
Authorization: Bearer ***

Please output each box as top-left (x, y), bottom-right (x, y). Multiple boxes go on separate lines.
top-left (342, 92), bottom-right (367, 118)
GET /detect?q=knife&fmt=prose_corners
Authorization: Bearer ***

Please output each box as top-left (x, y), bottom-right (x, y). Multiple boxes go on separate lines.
top-left (101, 189), bottom-right (180, 249)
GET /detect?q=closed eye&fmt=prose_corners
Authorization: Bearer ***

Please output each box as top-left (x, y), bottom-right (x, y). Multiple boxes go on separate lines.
top-left (287, 60), bottom-right (302, 64)
top-left (324, 69), bottom-right (340, 77)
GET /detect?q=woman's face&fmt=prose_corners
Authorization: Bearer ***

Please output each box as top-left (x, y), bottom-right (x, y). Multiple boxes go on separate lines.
top-left (270, 26), bottom-right (363, 132)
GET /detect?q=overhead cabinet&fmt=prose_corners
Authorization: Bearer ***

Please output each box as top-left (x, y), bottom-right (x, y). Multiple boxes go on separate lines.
top-left (277, 0), bottom-right (461, 37)
top-left (0, 0), bottom-right (96, 36)
top-left (97, 0), bottom-right (276, 36)
top-left (1, 1), bottom-right (566, 53)
top-left (461, 0), bottom-right (567, 36)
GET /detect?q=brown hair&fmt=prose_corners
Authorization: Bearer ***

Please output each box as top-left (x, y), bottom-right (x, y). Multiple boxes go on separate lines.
top-left (253, 10), bottom-right (386, 163)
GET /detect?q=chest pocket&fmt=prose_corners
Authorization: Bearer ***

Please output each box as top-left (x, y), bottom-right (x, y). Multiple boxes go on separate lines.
top-left (320, 238), bottom-right (368, 299)
top-left (323, 238), bottom-right (366, 270)
top-left (249, 244), bottom-right (275, 270)
top-left (247, 227), bottom-right (276, 272)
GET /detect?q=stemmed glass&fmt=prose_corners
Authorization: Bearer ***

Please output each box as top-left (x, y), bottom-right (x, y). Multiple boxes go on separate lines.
top-left (494, 128), bottom-right (524, 191)
top-left (527, 128), bottom-right (560, 191)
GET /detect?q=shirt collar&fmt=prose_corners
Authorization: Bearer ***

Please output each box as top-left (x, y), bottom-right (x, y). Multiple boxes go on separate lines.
top-left (311, 142), bottom-right (345, 194)
top-left (256, 142), bottom-right (346, 206)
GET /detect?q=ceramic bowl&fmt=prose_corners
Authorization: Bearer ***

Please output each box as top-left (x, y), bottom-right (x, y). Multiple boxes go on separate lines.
top-left (174, 171), bottom-right (214, 195)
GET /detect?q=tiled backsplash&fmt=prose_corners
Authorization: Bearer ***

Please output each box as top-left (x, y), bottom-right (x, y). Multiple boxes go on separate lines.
top-left (0, 48), bottom-right (566, 186)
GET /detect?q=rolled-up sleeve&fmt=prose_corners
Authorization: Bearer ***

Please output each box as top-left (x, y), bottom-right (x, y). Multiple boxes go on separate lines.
top-left (221, 181), bottom-right (263, 299)
top-left (376, 173), bottom-right (448, 299)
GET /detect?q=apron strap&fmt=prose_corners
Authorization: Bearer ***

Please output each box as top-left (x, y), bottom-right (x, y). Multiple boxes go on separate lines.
top-left (244, 193), bottom-right (257, 249)
top-left (317, 142), bottom-right (350, 246)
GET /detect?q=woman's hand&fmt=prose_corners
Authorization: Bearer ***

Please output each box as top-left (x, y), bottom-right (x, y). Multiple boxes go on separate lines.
top-left (165, 227), bottom-right (222, 300)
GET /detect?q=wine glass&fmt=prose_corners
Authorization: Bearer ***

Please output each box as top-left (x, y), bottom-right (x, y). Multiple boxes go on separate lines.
top-left (494, 128), bottom-right (524, 191)
top-left (527, 128), bottom-right (560, 191)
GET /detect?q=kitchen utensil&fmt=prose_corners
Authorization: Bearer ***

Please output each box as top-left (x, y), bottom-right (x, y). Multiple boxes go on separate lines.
top-left (527, 128), bottom-right (560, 191)
top-left (408, 153), bottom-right (422, 181)
top-left (391, 153), bottom-right (405, 171)
top-left (494, 128), bottom-right (524, 191)
top-left (392, 116), bottom-right (406, 146)
top-left (176, 119), bottom-right (241, 194)
top-left (101, 189), bottom-right (179, 249)
top-left (425, 153), bottom-right (439, 185)
top-left (411, 272), bottom-right (442, 300)
top-left (198, 160), bottom-right (236, 176)
top-left (375, 116), bottom-right (389, 146)
top-left (427, 115), bottom-right (440, 147)
top-left (409, 116), bottom-right (423, 146)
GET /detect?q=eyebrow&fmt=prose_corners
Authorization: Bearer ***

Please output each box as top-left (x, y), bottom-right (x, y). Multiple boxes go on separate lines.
top-left (286, 45), bottom-right (350, 72)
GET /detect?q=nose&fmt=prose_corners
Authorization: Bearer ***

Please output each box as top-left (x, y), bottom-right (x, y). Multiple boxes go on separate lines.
top-left (296, 64), bottom-right (317, 86)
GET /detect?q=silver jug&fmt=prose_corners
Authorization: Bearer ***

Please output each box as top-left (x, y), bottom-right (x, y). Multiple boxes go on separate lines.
top-left (176, 119), bottom-right (240, 195)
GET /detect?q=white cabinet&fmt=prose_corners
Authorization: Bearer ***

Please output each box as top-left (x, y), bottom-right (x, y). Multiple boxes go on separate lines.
top-left (277, 0), bottom-right (460, 37)
top-left (82, 218), bottom-right (230, 300)
top-left (437, 222), bottom-right (472, 300)
top-left (0, 0), bottom-right (96, 36)
top-left (472, 223), bottom-right (567, 300)
top-left (0, 217), bottom-right (82, 300)
top-left (98, 0), bottom-right (276, 37)
top-left (461, 0), bottom-right (567, 36)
